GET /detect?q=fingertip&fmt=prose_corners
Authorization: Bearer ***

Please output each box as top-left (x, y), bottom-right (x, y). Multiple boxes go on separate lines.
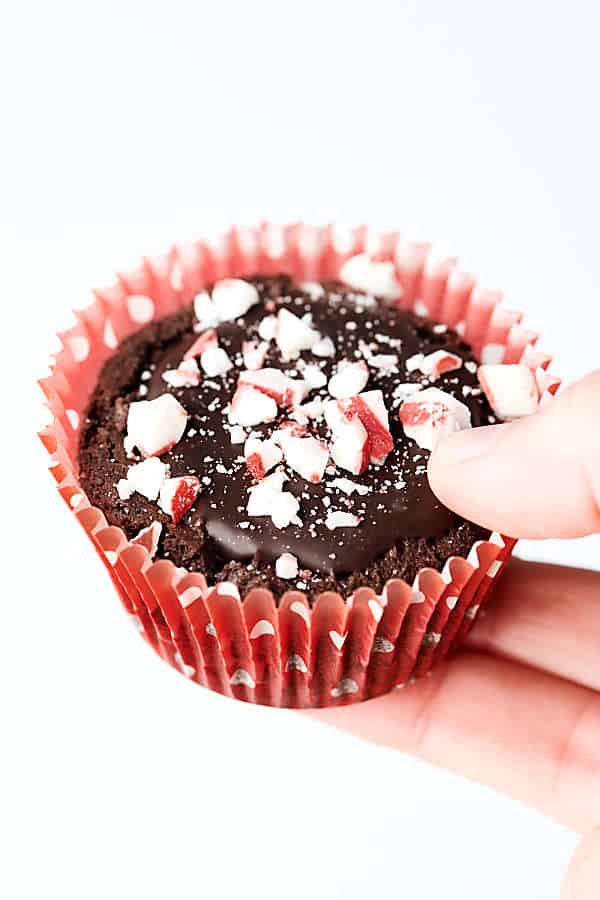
top-left (427, 424), bottom-right (507, 515)
top-left (562, 827), bottom-right (600, 900)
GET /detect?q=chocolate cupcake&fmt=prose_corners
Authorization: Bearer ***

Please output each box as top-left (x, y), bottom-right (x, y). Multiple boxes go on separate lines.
top-left (40, 224), bottom-right (559, 706)
top-left (79, 274), bottom-right (492, 601)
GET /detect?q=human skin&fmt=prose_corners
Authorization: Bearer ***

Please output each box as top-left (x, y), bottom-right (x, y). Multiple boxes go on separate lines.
top-left (311, 372), bottom-right (600, 899)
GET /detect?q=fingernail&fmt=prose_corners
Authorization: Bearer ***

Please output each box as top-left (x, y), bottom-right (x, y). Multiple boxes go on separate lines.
top-left (432, 423), bottom-right (506, 466)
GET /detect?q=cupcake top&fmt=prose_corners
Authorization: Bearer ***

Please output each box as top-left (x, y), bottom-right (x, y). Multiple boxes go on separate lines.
top-left (80, 273), bottom-right (497, 599)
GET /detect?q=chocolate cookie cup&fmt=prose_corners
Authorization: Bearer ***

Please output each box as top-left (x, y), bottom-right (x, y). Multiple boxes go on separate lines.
top-left (39, 224), bottom-right (560, 707)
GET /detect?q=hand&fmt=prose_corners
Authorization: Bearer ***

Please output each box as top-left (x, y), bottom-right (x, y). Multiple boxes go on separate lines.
top-left (311, 372), bottom-right (600, 899)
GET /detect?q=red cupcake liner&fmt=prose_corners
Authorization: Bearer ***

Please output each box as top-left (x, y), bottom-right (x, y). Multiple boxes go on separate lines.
top-left (38, 222), bottom-right (560, 707)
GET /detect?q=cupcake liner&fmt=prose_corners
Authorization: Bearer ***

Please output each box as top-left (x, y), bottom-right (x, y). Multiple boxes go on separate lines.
top-left (39, 222), bottom-right (561, 708)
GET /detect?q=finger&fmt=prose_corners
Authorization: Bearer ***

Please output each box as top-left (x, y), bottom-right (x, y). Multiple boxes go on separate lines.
top-left (563, 827), bottom-right (600, 900)
top-left (428, 371), bottom-right (600, 538)
top-left (467, 559), bottom-right (600, 691)
top-left (310, 651), bottom-right (600, 833)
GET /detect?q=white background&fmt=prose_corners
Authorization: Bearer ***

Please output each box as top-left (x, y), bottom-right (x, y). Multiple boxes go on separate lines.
top-left (3, 1), bottom-right (600, 898)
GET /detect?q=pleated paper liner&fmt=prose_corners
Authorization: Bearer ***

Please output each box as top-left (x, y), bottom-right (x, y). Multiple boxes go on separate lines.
top-left (38, 222), bottom-right (561, 708)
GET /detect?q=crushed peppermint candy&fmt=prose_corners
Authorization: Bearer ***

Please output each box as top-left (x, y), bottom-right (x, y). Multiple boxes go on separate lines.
top-left (162, 358), bottom-right (201, 388)
top-left (328, 360), bottom-right (369, 399)
top-left (275, 552), bottom-right (299, 579)
top-left (117, 457), bottom-right (168, 501)
top-left (400, 387), bottom-right (472, 451)
top-left (124, 394), bottom-right (188, 458)
top-left (244, 437), bottom-right (283, 480)
top-left (86, 275), bottom-right (497, 590)
top-left (478, 364), bottom-right (540, 420)
top-left (159, 476), bottom-right (202, 524)
top-left (325, 511), bottom-right (361, 530)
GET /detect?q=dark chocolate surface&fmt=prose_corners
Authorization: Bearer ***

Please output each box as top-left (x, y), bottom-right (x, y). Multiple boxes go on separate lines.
top-left (79, 276), bottom-right (492, 600)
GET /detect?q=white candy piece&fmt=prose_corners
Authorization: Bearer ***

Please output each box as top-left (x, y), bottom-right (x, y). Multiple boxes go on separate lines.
top-left (238, 369), bottom-right (308, 407)
top-left (368, 353), bottom-right (398, 373)
top-left (302, 364), bottom-right (327, 390)
top-left (339, 252), bottom-right (402, 300)
top-left (405, 350), bottom-right (463, 380)
top-left (229, 425), bottom-right (246, 444)
top-left (279, 435), bottom-right (329, 484)
top-left (330, 477), bottom-right (370, 496)
top-left (162, 358), bottom-right (201, 388)
top-left (399, 387), bottom-right (472, 451)
top-left (244, 437), bottom-right (283, 479)
top-left (247, 472), bottom-right (286, 516)
top-left (478, 364), bottom-right (540, 420)
top-left (125, 394), bottom-right (188, 458)
top-left (229, 385), bottom-right (278, 427)
top-left (325, 511), bottom-right (360, 530)
top-left (258, 315), bottom-right (277, 341)
top-left (117, 457), bottom-right (168, 501)
top-left (296, 398), bottom-right (324, 421)
top-left (242, 340), bottom-right (268, 371)
top-left (193, 291), bottom-right (219, 328)
top-left (211, 278), bottom-right (259, 321)
top-left (247, 472), bottom-right (300, 529)
top-left (300, 281), bottom-right (325, 300)
top-left (329, 414), bottom-right (369, 476)
top-left (200, 346), bottom-right (233, 377)
top-left (275, 552), bottom-right (299, 579)
top-left (311, 336), bottom-right (336, 358)
top-left (275, 308), bottom-right (321, 360)
top-left (393, 383), bottom-right (423, 401)
top-left (328, 360), bottom-right (369, 399)
top-left (271, 493), bottom-right (302, 529)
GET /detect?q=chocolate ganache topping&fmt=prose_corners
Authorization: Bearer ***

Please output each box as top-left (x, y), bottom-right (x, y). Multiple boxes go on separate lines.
top-left (79, 273), bottom-right (496, 588)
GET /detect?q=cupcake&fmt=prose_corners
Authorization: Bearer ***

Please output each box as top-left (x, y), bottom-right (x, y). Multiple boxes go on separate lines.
top-left (39, 224), bottom-right (559, 707)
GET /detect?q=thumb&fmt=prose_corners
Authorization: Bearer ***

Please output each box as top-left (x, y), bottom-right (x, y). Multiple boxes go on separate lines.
top-left (562, 827), bottom-right (600, 900)
top-left (428, 371), bottom-right (600, 539)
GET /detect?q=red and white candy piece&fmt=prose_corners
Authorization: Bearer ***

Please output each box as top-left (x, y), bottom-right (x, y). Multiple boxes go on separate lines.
top-left (131, 521), bottom-right (162, 558)
top-left (238, 368), bottom-right (308, 407)
top-left (278, 434), bottom-right (329, 484)
top-left (117, 457), bottom-right (168, 501)
top-left (183, 328), bottom-right (218, 360)
top-left (535, 368), bottom-right (561, 397)
top-left (244, 437), bottom-right (283, 480)
top-left (229, 385), bottom-right (278, 427)
top-left (211, 278), bottom-right (260, 321)
top-left (338, 390), bottom-right (394, 465)
top-left (339, 252), bottom-right (402, 300)
top-left (125, 394), bottom-right (188, 458)
top-left (242, 340), bottom-right (268, 371)
top-left (406, 350), bottom-right (463, 380)
top-left (324, 404), bottom-right (370, 476)
top-left (275, 552), bottom-right (299, 579)
top-left (478, 364), bottom-right (540, 420)
top-left (275, 308), bottom-right (321, 360)
top-left (399, 387), bottom-right (472, 451)
top-left (328, 360), bottom-right (369, 399)
top-left (158, 476), bottom-right (202, 524)
top-left (162, 358), bottom-right (201, 388)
